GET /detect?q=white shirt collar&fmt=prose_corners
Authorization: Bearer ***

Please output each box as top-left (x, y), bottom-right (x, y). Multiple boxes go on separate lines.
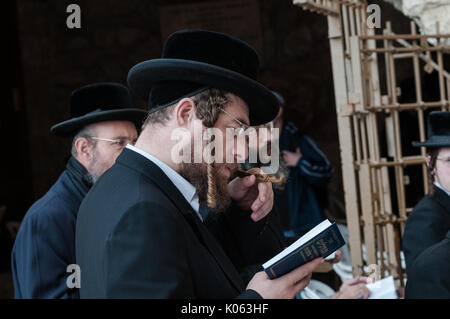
top-left (126, 144), bottom-right (202, 220)
top-left (434, 181), bottom-right (450, 197)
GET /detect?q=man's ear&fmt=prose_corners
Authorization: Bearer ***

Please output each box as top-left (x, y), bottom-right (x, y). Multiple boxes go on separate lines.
top-left (426, 155), bottom-right (431, 168)
top-left (174, 98), bottom-right (196, 127)
top-left (74, 137), bottom-right (93, 163)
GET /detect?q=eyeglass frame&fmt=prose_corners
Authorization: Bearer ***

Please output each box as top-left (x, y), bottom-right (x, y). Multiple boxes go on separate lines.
top-left (219, 108), bottom-right (250, 136)
top-left (85, 136), bottom-right (136, 148)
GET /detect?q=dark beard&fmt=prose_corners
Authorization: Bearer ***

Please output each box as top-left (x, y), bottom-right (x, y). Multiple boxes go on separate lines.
top-left (178, 161), bottom-right (231, 213)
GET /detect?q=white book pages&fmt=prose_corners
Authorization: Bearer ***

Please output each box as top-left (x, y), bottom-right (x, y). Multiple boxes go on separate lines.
top-left (366, 276), bottom-right (398, 299)
top-left (263, 219), bottom-right (331, 269)
top-left (325, 252), bottom-right (336, 261)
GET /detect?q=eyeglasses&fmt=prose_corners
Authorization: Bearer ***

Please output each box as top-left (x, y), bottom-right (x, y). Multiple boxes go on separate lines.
top-left (87, 136), bottom-right (136, 148)
top-left (437, 158), bottom-right (450, 167)
top-left (219, 108), bottom-right (250, 136)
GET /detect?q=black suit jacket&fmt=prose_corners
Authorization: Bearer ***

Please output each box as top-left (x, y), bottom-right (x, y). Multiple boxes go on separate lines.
top-left (204, 201), bottom-right (286, 284)
top-left (76, 148), bottom-right (262, 298)
top-left (405, 231), bottom-right (450, 299)
top-left (402, 187), bottom-right (450, 271)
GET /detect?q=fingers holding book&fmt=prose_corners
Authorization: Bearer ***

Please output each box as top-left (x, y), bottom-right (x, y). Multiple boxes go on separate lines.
top-left (246, 257), bottom-right (324, 299)
top-left (289, 257), bottom-right (324, 292)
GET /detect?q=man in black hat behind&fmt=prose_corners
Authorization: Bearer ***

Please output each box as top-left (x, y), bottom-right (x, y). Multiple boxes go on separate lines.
top-left (11, 83), bottom-right (146, 298)
top-left (76, 30), bottom-right (323, 298)
top-left (403, 111), bottom-right (450, 272)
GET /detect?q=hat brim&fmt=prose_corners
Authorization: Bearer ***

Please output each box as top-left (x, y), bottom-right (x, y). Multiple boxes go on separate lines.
top-left (412, 136), bottom-right (450, 148)
top-left (127, 59), bottom-right (279, 126)
top-left (50, 108), bottom-right (147, 137)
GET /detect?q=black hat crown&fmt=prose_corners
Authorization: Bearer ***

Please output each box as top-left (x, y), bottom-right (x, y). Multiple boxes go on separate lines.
top-left (70, 82), bottom-right (132, 118)
top-left (127, 29), bottom-right (279, 126)
top-left (412, 111), bottom-right (450, 148)
top-left (162, 30), bottom-right (259, 79)
top-left (147, 30), bottom-right (260, 110)
top-left (51, 82), bottom-right (147, 137)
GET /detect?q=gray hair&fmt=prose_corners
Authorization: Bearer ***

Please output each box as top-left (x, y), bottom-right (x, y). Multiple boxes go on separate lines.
top-left (70, 124), bottom-right (97, 157)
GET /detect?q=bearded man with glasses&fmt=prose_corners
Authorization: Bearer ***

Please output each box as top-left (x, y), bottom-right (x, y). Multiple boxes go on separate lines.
top-left (11, 82), bottom-right (146, 298)
top-left (76, 30), bottom-right (323, 299)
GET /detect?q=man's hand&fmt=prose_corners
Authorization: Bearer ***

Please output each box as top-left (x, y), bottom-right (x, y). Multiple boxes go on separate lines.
top-left (282, 147), bottom-right (302, 167)
top-left (326, 250), bottom-right (342, 264)
top-left (228, 175), bottom-right (274, 222)
top-left (246, 258), bottom-right (324, 299)
top-left (332, 276), bottom-right (371, 299)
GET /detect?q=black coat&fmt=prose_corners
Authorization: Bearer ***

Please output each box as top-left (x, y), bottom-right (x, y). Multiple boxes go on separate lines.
top-left (11, 171), bottom-right (82, 298)
top-left (405, 230), bottom-right (450, 299)
top-left (204, 201), bottom-right (286, 284)
top-left (75, 148), bottom-right (263, 298)
top-left (402, 187), bottom-right (450, 271)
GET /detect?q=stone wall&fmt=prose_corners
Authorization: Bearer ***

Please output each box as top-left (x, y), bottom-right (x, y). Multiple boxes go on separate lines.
top-left (16, 0), bottom-right (160, 211)
top-left (15, 0), bottom-right (418, 221)
top-left (384, 0), bottom-right (450, 45)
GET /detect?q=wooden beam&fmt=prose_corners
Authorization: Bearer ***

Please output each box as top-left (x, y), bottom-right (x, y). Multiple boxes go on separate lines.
top-left (327, 13), bottom-right (364, 277)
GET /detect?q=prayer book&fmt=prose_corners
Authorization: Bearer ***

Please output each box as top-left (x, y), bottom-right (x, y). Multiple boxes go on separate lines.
top-left (263, 219), bottom-right (345, 279)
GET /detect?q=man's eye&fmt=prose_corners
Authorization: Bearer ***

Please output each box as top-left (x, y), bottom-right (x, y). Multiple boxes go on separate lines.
top-left (115, 140), bottom-right (125, 147)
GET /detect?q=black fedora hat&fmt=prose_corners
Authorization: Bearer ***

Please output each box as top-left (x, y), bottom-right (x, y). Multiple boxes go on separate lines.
top-left (51, 82), bottom-right (147, 137)
top-left (127, 29), bottom-right (279, 126)
top-left (412, 111), bottom-right (450, 148)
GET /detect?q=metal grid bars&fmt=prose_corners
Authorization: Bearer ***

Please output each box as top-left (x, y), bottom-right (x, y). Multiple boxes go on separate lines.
top-left (355, 20), bottom-right (449, 284)
top-left (294, 0), bottom-right (450, 286)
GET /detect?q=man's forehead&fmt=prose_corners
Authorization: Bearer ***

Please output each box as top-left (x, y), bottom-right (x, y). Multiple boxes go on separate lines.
top-left (90, 120), bottom-right (137, 135)
top-left (439, 147), bottom-right (450, 156)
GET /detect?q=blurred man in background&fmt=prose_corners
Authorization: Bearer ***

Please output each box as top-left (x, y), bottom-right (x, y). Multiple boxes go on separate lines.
top-left (271, 92), bottom-right (333, 239)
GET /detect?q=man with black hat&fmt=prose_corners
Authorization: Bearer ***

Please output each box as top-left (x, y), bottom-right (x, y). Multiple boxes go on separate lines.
top-left (403, 111), bottom-right (450, 272)
top-left (11, 83), bottom-right (146, 298)
top-left (76, 30), bottom-right (323, 299)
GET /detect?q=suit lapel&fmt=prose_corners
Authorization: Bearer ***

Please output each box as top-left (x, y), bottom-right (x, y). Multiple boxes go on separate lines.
top-left (182, 210), bottom-right (245, 292)
top-left (116, 149), bottom-right (244, 293)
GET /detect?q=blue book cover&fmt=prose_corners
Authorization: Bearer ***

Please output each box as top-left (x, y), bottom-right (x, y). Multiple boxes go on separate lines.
top-left (263, 220), bottom-right (345, 279)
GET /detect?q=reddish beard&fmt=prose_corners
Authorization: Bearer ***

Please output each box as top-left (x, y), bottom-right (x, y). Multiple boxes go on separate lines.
top-left (178, 161), bottom-right (233, 213)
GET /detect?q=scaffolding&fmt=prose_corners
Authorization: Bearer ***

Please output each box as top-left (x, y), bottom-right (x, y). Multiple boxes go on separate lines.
top-left (294, 0), bottom-right (450, 286)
